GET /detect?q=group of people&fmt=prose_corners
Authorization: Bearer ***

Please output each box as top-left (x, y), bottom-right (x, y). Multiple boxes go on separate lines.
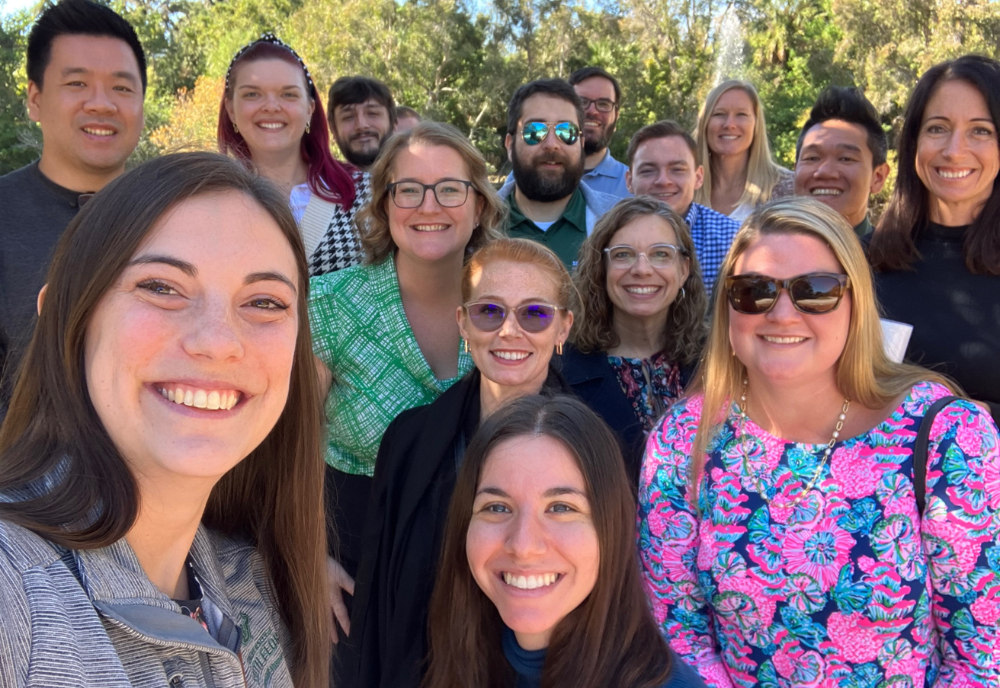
top-left (0, 1), bottom-right (998, 687)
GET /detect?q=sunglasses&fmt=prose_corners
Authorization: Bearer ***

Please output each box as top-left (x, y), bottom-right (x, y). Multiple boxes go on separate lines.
top-left (464, 302), bottom-right (563, 333)
top-left (725, 272), bottom-right (850, 315)
top-left (519, 121), bottom-right (581, 146)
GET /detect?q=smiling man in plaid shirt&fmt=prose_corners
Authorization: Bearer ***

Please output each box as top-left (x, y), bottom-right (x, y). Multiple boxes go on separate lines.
top-left (625, 120), bottom-right (740, 295)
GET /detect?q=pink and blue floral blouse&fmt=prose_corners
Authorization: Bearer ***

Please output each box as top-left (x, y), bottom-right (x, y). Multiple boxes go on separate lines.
top-left (638, 381), bottom-right (1000, 687)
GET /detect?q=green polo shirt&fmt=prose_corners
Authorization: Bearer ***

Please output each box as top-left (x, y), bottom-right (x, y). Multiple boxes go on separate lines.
top-left (506, 188), bottom-right (588, 269)
top-left (854, 215), bottom-right (873, 237)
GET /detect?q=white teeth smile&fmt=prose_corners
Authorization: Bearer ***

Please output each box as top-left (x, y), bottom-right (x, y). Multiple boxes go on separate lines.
top-left (158, 386), bottom-right (240, 411)
top-left (720, 135), bottom-right (739, 140)
top-left (504, 572), bottom-right (559, 589)
top-left (412, 224), bottom-right (448, 232)
top-left (493, 351), bottom-right (530, 361)
top-left (937, 169), bottom-right (973, 179)
top-left (762, 336), bottom-right (806, 344)
top-left (258, 122), bottom-right (285, 129)
top-left (810, 189), bottom-right (842, 196)
top-left (83, 127), bottom-right (114, 136)
top-left (585, 120), bottom-right (601, 127)
top-left (626, 286), bottom-right (659, 294)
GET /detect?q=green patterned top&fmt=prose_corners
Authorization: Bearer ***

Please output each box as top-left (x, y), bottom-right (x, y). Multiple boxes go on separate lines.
top-left (309, 257), bottom-right (473, 476)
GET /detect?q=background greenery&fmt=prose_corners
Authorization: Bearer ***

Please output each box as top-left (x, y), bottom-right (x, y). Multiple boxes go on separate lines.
top-left (1, 0), bottom-right (999, 184)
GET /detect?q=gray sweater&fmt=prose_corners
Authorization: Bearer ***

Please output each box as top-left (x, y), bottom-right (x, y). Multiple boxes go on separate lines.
top-left (0, 519), bottom-right (294, 687)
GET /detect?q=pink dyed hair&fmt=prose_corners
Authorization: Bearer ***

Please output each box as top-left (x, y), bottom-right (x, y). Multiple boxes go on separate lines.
top-left (218, 41), bottom-right (356, 210)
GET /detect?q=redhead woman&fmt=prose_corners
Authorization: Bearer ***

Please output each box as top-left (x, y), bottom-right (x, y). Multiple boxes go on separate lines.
top-left (347, 238), bottom-right (575, 688)
top-left (309, 121), bottom-right (505, 580)
top-left (639, 197), bottom-right (1000, 687)
top-left (0, 153), bottom-right (329, 686)
top-left (564, 197), bottom-right (707, 485)
top-left (869, 55), bottom-right (1000, 425)
top-left (422, 395), bottom-right (705, 688)
top-left (219, 33), bottom-right (367, 276)
top-left (693, 80), bottom-right (793, 221)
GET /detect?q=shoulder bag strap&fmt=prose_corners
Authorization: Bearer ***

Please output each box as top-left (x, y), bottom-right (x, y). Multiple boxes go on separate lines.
top-left (914, 395), bottom-right (959, 514)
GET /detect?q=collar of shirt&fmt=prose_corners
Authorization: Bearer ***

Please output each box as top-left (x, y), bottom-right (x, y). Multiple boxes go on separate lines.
top-left (30, 160), bottom-right (92, 209)
top-left (854, 215), bottom-right (872, 237)
top-left (507, 187), bottom-right (587, 234)
top-left (586, 149), bottom-right (618, 177)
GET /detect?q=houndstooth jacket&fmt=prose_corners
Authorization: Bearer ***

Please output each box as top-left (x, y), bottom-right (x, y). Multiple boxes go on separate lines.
top-left (308, 170), bottom-right (372, 277)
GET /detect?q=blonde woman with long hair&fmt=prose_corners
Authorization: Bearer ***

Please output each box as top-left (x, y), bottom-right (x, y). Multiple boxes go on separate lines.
top-left (638, 197), bottom-right (1000, 687)
top-left (693, 80), bottom-right (793, 221)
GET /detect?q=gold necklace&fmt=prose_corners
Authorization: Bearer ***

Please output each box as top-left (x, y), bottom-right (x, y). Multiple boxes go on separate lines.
top-left (736, 379), bottom-right (850, 510)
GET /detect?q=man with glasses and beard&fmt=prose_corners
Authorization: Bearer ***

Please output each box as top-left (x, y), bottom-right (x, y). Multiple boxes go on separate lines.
top-left (327, 76), bottom-right (396, 172)
top-left (500, 79), bottom-right (619, 270)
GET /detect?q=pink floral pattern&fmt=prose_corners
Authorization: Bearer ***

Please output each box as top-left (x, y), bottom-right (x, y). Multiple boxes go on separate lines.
top-left (638, 382), bottom-right (1000, 687)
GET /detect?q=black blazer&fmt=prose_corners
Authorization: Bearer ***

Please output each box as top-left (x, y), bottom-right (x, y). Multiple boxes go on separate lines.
top-left (558, 343), bottom-right (695, 488)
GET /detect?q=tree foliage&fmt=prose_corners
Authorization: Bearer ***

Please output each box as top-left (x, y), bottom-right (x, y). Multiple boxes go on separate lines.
top-left (0, 0), bottom-right (998, 176)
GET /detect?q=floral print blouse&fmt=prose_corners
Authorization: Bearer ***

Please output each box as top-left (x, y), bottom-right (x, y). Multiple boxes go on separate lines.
top-left (638, 381), bottom-right (1000, 688)
top-left (608, 351), bottom-right (684, 433)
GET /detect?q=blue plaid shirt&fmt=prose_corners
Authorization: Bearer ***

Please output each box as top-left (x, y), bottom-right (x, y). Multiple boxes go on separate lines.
top-left (684, 202), bottom-right (740, 296)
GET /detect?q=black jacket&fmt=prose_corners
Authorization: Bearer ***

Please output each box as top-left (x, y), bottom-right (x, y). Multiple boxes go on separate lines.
top-left (558, 343), bottom-right (696, 487)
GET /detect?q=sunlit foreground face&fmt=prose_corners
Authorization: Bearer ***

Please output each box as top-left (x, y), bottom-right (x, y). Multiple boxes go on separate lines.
top-left (467, 434), bottom-right (600, 651)
top-left (84, 191), bottom-right (299, 488)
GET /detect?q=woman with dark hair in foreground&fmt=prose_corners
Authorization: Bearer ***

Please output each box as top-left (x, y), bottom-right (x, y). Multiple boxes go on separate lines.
top-left (0, 152), bottom-right (329, 686)
top-left (422, 395), bottom-right (704, 688)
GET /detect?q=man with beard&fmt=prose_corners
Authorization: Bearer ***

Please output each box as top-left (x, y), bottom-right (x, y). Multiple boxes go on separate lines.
top-left (500, 79), bottom-right (619, 270)
top-left (327, 76), bottom-right (396, 171)
top-left (501, 68), bottom-right (631, 200)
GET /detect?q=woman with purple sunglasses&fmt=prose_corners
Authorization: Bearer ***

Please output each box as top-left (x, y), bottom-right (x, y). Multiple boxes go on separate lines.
top-left (343, 238), bottom-right (576, 688)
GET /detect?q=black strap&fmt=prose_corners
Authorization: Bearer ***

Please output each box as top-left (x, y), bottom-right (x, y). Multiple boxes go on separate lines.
top-left (914, 396), bottom-right (959, 514)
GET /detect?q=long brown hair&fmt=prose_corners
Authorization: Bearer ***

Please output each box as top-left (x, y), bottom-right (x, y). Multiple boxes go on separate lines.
top-left (868, 54), bottom-right (1000, 275)
top-left (422, 395), bottom-right (671, 688)
top-left (572, 196), bottom-right (707, 364)
top-left (0, 152), bottom-right (329, 687)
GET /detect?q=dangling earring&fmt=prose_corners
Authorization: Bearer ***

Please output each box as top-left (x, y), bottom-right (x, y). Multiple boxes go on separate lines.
top-left (463, 339), bottom-right (469, 353)
top-left (677, 286), bottom-right (686, 302)
top-left (305, 122), bottom-right (311, 134)
top-left (556, 342), bottom-right (563, 356)
top-left (233, 122), bottom-right (239, 134)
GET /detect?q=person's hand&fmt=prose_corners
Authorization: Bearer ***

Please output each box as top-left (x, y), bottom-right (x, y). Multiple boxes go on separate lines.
top-left (327, 556), bottom-right (355, 643)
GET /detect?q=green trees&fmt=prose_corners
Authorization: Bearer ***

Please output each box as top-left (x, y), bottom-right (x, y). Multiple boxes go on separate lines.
top-left (0, 0), bottom-right (998, 176)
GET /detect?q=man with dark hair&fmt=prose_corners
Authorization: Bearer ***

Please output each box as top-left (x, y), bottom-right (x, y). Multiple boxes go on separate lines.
top-left (626, 120), bottom-right (739, 293)
top-left (500, 78), bottom-right (618, 270)
top-left (501, 67), bottom-right (630, 200)
top-left (794, 86), bottom-right (891, 236)
top-left (327, 76), bottom-right (396, 171)
top-left (0, 0), bottom-right (145, 416)
top-left (394, 105), bottom-right (421, 134)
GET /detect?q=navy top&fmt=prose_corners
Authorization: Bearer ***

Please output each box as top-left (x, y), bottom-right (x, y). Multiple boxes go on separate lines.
top-left (501, 627), bottom-right (706, 688)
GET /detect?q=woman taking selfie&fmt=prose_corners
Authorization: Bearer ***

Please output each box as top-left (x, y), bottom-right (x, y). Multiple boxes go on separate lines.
top-left (0, 153), bottom-right (328, 686)
top-left (565, 197), bottom-right (707, 484)
top-left (219, 33), bottom-right (367, 276)
top-left (639, 198), bottom-right (1000, 687)
top-left (869, 54), bottom-right (1000, 424)
top-left (349, 238), bottom-right (576, 688)
top-left (422, 395), bottom-right (704, 688)
top-left (693, 80), bottom-right (793, 221)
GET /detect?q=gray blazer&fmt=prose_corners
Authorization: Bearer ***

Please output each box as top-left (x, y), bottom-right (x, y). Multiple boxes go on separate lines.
top-left (0, 519), bottom-right (294, 687)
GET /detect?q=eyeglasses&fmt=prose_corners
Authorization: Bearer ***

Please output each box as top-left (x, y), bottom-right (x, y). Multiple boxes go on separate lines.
top-left (604, 244), bottom-right (687, 269)
top-left (578, 97), bottom-right (617, 113)
top-left (464, 302), bottom-right (564, 333)
top-left (519, 121), bottom-right (581, 146)
top-left (725, 272), bottom-right (850, 315)
top-left (387, 180), bottom-right (474, 208)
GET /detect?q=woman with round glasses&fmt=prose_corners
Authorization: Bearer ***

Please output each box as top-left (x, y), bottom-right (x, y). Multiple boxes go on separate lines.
top-left (869, 55), bottom-right (1000, 425)
top-left (638, 197), bottom-right (1000, 687)
top-left (309, 122), bottom-right (505, 583)
top-left (563, 197), bottom-right (707, 486)
top-left (218, 33), bottom-right (367, 276)
top-left (693, 80), bottom-right (793, 221)
top-left (345, 238), bottom-right (575, 688)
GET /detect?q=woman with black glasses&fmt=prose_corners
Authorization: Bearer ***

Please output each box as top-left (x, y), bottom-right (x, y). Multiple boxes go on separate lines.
top-left (639, 197), bottom-right (1000, 687)
top-left (563, 197), bottom-right (707, 487)
top-left (344, 238), bottom-right (575, 688)
top-left (869, 55), bottom-right (1000, 425)
top-left (309, 122), bottom-right (505, 585)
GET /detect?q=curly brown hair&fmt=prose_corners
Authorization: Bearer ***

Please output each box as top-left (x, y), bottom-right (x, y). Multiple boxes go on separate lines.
top-left (358, 121), bottom-right (507, 264)
top-left (572, 196), bottom-right (707, 364)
